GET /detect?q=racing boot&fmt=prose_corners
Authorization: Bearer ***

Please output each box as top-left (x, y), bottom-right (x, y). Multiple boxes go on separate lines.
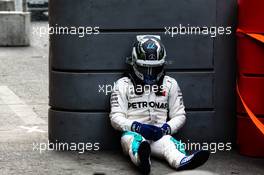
top-left (138, 141), bottom-right (151, 174)
top-left (177, 150), bottom-right (210, 171)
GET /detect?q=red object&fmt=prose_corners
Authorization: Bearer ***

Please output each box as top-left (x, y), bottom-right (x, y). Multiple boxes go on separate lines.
top-left (237, 0), bottom-right (264, 158)
top-left (237, 33), bottom-right (264, 74)
top-left (237, 76), bottom-right (264, 115)
top-left (238, 0), bottom-right (264, 33)
top-left (237, 115), bottom-right (264, 157)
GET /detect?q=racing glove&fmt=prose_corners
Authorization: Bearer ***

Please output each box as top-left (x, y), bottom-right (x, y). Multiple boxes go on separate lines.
top-left (161, 123), bottom-right (172, 135)
top-left (131, 121), bottom-right (163, 141)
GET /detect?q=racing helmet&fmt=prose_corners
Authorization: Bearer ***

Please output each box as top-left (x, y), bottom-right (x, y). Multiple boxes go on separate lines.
top-left (128, 35), bottom-right (166, 85)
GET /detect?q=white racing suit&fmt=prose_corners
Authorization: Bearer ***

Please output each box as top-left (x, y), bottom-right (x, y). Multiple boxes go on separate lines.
top-left (109, 75), bottom-right (186, 168)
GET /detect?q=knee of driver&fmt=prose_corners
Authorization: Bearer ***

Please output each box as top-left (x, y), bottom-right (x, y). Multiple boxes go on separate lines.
top-left (161, 135), bottom-right (172, 141)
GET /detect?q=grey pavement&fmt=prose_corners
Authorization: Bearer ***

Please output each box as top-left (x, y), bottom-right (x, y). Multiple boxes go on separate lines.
top-left (0, 21), bottom-right (263, 175)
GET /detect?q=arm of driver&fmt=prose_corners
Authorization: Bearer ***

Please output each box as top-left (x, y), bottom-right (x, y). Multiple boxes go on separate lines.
top-left (167, 79), bottom-right (186, 134)
top-left (109, 78), bottom-right (133, 131)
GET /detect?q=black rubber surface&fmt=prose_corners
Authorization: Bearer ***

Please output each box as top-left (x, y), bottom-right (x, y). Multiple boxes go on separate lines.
top-left (49, 71), bottom-right (214, 110)
top-left (49, 0), bottom-right (216, 29)
top-left (49, 0), bottom-right (237, 149)
top-left (50, 34), bottom-right (214, 70)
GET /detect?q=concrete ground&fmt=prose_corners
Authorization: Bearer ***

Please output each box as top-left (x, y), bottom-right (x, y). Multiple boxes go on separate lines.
top-left (0, 21), bottom-right (263, 175)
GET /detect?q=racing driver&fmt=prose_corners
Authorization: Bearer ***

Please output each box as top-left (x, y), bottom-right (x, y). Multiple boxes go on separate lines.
top-left (109, 35), bottom-right (210, 174)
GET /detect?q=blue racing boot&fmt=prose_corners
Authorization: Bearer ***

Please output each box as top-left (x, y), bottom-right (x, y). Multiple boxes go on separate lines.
top-left (177, 150), bottom-right (210, 171)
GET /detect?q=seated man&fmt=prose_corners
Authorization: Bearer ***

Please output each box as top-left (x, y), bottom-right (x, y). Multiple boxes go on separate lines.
top-left (109, 35), bottom-right (209, 174)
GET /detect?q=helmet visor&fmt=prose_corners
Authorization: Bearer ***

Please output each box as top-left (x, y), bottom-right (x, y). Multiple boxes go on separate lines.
top-left (135, 65), bottom-right (164, 77)
top-left (134, 64), bottom-right (164, 85)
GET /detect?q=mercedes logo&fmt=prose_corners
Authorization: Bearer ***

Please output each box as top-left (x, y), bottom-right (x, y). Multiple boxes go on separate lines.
top-left (148, 54), bottom-right (156, 60)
